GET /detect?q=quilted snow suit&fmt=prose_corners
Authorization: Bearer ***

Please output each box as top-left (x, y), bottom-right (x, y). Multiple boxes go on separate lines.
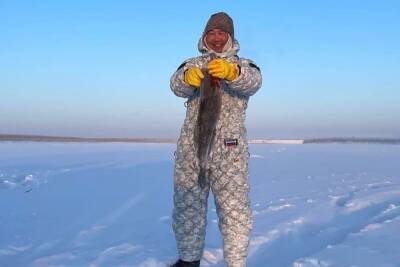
top-left (170, 38), bottom-right (262, 267)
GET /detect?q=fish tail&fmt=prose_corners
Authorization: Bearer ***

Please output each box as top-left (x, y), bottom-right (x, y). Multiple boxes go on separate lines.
top-left (198, 168), bottom-right (207, 189)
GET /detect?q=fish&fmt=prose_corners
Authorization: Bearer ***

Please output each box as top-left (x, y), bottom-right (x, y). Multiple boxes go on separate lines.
top-left (194, 55), bottom-right (222, 189)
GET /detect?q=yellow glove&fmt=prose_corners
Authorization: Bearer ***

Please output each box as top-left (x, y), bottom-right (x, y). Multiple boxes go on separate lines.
top-left (184, 67), bottom-right (204, 88)
top-left (207, 59), bottom-right (239, 81)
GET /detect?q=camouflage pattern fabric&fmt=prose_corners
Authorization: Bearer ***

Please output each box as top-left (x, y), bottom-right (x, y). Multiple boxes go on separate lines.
top-left (170, 38), bottom-right (262, 267)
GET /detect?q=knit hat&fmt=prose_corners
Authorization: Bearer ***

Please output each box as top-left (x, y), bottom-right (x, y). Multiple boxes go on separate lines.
top-left (204, 12), bottom-right (234, 39)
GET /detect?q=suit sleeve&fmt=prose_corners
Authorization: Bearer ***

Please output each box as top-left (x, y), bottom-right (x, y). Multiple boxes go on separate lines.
top-left (225, 58), bottom-right (262, 97)
top-left (170, 58), bottom-right (199, 98)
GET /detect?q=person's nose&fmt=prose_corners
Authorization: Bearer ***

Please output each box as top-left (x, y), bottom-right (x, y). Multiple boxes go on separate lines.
top-left (215, 35), bottom-right (223, 41)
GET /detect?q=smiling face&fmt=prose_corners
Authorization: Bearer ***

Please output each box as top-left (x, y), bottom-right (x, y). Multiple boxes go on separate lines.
top-left (205, 28), bottom-right (229, 53)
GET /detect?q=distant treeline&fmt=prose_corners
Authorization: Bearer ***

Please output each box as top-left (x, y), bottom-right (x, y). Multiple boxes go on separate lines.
top-left (0, 134), bottom-right (175, 143)
top-left (304, 137), bottom-right (400, 144)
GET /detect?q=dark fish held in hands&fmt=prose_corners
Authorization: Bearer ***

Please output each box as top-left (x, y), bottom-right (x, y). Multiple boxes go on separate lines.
top-left (194, 56), bottom-right (222, 188)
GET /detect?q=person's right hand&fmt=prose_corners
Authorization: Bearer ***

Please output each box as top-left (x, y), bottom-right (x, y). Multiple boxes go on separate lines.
top-left (184, 67), bottom-right (204, 88)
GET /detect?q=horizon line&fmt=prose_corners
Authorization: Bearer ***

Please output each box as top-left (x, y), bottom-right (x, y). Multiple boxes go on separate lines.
top-left (1, 133), bottom-right (399, 144)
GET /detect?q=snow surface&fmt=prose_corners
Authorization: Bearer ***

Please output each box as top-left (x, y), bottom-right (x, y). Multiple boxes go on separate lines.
top-left (0, 142), bottom-right (399, 267)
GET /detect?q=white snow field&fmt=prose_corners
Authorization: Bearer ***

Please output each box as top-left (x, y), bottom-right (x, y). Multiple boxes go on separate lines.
top-left (1, 142), bottom-right (399, 267)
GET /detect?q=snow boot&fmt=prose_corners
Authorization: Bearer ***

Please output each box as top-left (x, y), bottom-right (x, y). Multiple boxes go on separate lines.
top-left (170, 259), bottom-right (200, 267)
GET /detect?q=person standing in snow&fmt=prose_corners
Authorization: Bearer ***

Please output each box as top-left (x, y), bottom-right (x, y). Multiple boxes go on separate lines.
top-left (170, 12), bottom-right (262, 267)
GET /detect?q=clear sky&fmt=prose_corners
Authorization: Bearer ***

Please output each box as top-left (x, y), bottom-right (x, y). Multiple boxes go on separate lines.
top-left (1, 0), bottom-right (399, 138)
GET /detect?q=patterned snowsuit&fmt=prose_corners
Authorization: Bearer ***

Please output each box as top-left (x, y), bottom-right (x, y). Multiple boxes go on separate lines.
top-left (170, 37), bottom-right (262, 267)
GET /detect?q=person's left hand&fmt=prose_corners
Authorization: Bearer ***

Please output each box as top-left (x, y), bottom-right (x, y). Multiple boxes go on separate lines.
top-left (207, 58), bottom-right (239, 81)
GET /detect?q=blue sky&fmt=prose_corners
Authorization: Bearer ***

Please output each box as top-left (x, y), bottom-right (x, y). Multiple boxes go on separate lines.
top-left (1, 0), bottom-right (399, 138)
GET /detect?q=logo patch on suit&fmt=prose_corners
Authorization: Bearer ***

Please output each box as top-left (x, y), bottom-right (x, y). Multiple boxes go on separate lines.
top-left (224, 138), bottom-right (238, 147)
